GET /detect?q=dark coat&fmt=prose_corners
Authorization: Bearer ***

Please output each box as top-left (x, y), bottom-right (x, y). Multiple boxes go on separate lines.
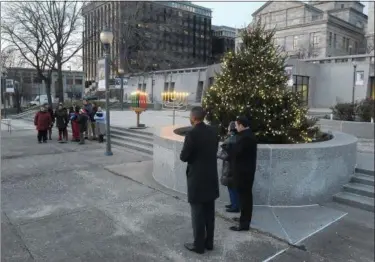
top-left (180, 122), bottom-right (220, 204)
top-left (55, 109), bottom-right (69, 129)
top-left (34, 111), bottom-right (52, 131)
top-left (232, 129), bottom-right (258, 192)
top-left (83, 103), bottom-right (93, 119)
top-left (217, 134), bottom-right (237, 188)
top-left (91, 106), bottom-right (98, 122)
top-left (77, 113), bottom-right (88, 133)
top-left (47, 108), bottom-right (55, 124)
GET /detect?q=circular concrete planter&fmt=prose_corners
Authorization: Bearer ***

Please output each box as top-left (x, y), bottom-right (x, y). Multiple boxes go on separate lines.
top-left (152, 125), bottom-right (358, 206)
top-left (318, 119), bottom-right (374, 139)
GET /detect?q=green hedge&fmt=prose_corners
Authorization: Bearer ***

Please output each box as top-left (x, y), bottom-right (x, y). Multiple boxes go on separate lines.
top-left (330, 103), bottom-right (356, 121)
top-left (331, 98), bottom-right (374, 122)
top-left (356, 98), bottom-right (374, 122)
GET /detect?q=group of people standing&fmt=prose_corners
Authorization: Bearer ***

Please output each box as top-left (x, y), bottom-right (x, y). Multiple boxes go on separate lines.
top-left (180, 106), bottom-right (257, 254)
top-left (34, 99), bottom-right (106, 144)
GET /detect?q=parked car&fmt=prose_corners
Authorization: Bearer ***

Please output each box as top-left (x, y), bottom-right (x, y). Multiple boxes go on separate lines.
top-left (29, 95), bottom-right (55, 106)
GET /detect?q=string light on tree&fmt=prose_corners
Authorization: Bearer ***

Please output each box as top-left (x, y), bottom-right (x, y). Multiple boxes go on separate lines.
top-left (202, 20), bottom-right (319, 144)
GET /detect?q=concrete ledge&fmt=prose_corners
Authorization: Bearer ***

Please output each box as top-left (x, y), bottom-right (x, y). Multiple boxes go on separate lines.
top-left (318, 119), bottom-right (374, 139)
top-left (152, 125), bottom-right (358, 206)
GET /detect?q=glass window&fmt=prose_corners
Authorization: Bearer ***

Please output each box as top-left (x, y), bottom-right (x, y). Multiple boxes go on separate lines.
top-left (75, 78), bottom-right (83, 85)
top-left (333, 34), bottom-right (337, 48)
top-left (292, 75), bottom-right (309, 105)
top-left (293, 36), bottom-right (298, 50)
top-left (328, 32), bottom-right (332, 47)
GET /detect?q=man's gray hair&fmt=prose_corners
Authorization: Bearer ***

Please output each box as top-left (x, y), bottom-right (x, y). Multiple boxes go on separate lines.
top-left (191, 106), bottom-right (206, 121)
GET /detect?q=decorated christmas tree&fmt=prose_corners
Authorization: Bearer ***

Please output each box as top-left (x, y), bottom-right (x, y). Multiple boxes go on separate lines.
top-left (202, 21), bottom-right (318, 144)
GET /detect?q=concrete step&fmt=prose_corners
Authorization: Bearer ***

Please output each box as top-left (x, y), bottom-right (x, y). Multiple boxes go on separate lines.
top-left (111, 133), bottom-right (153, 148)
top-left (111, 128), bottom-right (153, 142)
top-left (351, 174), bottom-right (374, 186)
top-left (111, 126), bottom-right (153, 136)
top-left (355, 168), bottom-right (375, 177)
top-left (111, 137), bottom-right (153, 156)
top-left (343, 183), bottom-right (374, 198)
top-left (333, 192), bottom-right (374, 212)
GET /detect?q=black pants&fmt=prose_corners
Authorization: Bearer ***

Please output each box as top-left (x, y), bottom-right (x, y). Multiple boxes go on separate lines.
top-left (238, 189), bottom-right (253, 228)
top-left (58, 127), bottom-right (68, 140)
top-left (37, 130), bottom-right (48, 142)
top-left (190, 201), bottom-right (215, 251)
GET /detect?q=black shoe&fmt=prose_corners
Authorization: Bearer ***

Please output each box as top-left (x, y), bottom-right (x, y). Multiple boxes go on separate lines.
top-left (43, 140), bottom-right (47, 143)
top-left (233, 217), bottom-right (240, 222)
top-left (225, 204), bottom-right (232, 208)
top-left (84, 136), bottom-right (88, 139)
top-left (205, 243), bottom-right (213, 251)
top-left (229, 226), bottom-right (250, 231)
top-left (49, 137), bottom-right (52, 140)
top-left (184, 243), bottom-right (204, 254)
top-left (226, 208), bottom-right (240, 213)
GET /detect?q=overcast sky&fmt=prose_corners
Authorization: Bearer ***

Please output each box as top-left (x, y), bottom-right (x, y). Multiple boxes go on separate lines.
top-left (193, 1), bottom-right (370, 28)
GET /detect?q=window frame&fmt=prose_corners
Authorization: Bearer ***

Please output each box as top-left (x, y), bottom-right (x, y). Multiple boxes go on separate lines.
top-left (292, 75), bottom-right (309, 106)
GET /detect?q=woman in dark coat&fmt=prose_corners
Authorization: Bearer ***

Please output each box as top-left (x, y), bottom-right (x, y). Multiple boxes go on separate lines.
top-left (55, 104), bottom-right (69, 142)
top-left (46, 104), bottom-right (55, 140)
top-left (217, 121), bottom-right (239, 213)
top-left (77, 108), bottom-right (88, 144)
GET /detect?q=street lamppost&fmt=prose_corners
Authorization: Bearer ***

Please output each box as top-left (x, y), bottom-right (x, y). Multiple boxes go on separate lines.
top-left (100, 28), bottom-right (114, 156)
top-left (352, 62), bottom-right (357, 105)
top-left (0, 68), bottom-right (7, 119)
top-left (117, 68), bottom-right (124, 111)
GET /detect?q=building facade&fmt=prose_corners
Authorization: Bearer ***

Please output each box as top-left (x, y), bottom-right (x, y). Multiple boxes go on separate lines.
top-left (366, 1), bottom-right (374, 52)
top-left (211, 25), bottom-right (236, 63)
top-left (82, 1), bottom-right (212, 82)
top-left (125, 54), bottom-right (374, 109)
top-left (1, 67), bottom-right (85, 102)
top-left (236, 0), bottom-right (368, 58)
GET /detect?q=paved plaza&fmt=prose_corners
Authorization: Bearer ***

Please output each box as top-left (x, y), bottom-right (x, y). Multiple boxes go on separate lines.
top-left (1, 117), bottom-right (374, 261)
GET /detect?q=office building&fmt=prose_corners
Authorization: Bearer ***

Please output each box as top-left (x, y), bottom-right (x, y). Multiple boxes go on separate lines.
top-left (236, 0), bottom-right (369, 58)
top-left (366, 1), bottom-right (374, 52)
top-left (1, 67), bottom-right (85, 102)
top-left (125, 53), bottom-right (374, 108)
top-left (82, 1), bottom-right (212, 82)
top-left (211, 25), bottom-right (236, 63)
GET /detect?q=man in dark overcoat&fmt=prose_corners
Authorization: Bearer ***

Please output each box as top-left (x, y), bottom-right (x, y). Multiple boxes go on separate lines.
top-left (180, 106), bottom-right (219, 254)
top-left (230, 115), bottom-right (258, 231)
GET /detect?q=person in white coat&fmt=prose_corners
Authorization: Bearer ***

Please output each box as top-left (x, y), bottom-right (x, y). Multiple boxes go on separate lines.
top-left (93, 107), bottom-right (106, 143)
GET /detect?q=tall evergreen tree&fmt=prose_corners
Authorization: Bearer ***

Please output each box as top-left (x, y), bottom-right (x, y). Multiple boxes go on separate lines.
top-left (203, 21), bottom-right (318, 144)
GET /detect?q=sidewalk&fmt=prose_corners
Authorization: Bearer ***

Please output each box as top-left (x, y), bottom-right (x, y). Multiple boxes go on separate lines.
top-left (1, 119), bottom-right (35, 131)
top-left (1, 130), bottom-right (288, 262)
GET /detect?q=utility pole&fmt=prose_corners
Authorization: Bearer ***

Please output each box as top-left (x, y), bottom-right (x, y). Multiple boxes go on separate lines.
top-left (352, 62), bottom-right (357, 105)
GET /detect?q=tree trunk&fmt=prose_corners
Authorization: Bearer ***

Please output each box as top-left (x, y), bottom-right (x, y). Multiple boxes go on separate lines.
top-left (45, 78), bottom-right (53, 106)
top-left (57, 61), bottom-right (64, 103)
top-left (14, 88), bottom-right (22, 113)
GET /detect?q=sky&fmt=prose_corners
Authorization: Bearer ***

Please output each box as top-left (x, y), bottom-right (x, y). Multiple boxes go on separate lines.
top-left (193, 1), bottom-right (370, 28)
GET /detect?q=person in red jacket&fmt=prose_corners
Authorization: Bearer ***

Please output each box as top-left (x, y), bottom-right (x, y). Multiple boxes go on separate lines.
top-left (34, 105), bottom-right (52, 143)
top-left (69, 106), bottom-right (80, 142)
